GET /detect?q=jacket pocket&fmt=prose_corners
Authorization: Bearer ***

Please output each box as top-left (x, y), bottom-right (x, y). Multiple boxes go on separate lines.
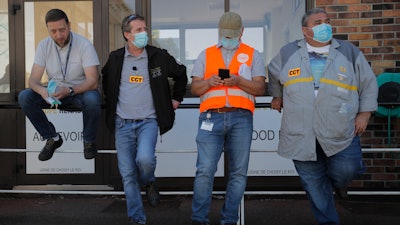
top-left (325, 103), bottom-right (354, 139)
top-left (281, 105), bottom-right (304, 135)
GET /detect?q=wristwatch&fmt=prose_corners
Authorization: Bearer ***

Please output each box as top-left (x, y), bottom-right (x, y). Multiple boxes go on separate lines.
top-left (69, 87), bottom-right (75, 96)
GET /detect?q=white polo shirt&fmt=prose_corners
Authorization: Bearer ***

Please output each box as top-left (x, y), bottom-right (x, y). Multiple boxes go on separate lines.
top-left (33, 32), bottom-right (99, 87)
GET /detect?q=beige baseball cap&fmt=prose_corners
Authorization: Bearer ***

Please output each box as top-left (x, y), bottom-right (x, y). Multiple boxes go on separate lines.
top-left (219, 12), bottom-right (243, 38)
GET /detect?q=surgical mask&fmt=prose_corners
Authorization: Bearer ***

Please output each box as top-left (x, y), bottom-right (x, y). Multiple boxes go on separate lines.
top-left (311, 23), bottom-right (332, 43)
top-left (131, 31), bottom-right (148, 48)
top-left (221, 37), bottom-right (240, 50)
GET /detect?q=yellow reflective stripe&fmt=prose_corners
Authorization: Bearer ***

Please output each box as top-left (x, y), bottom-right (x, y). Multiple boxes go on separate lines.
top-left (283, 77), bottom-right (313, 87)
top-left (320, 78), bottom-right (358, 91)
top-left (282, 77), bottom-right (358, 92)
top-left (228, 89), bottom-right (255, 102)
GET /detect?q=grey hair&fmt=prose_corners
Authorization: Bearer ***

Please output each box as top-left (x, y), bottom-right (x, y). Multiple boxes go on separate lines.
top-left (121, 14), bottom-right (145, 41)
top-left (301, 8), bottom-right (328, 27)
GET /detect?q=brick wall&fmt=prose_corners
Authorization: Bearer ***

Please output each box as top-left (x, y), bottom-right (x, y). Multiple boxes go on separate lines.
top-left (315, 0), bottom-right (400, 190)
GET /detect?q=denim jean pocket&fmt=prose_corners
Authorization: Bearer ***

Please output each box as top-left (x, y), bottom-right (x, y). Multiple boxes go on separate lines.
top-left (115, 118), bottom-right (125, 130)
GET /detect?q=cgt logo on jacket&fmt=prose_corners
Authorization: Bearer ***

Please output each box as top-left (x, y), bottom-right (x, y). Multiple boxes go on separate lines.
top-left (288, 67), bottom-right (301, 77)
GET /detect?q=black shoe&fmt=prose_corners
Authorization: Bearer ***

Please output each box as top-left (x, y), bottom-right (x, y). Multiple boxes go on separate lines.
top-left (38, 134), bottom-right (63, 161)
top-left (145, 181), bottom-right (160, 207)
top-left (84, 142), bottom-right (97, 159)
top-left (129, 221), bottom-right (145, 225)
top-left (335, 187), bottom-right (348, 199)
top-left (191, 221), bottom-right (209, 225)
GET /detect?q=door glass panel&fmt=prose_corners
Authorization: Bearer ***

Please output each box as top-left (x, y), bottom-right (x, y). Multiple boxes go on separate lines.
top-left (231, 0), bottom-right (305, 66)
top-left (108, 0), bottom-right (135, 51)
top-left (151, 0), bottom-right (224, 83)
top-left (0, 0), bottom-right (9, 93)
top-left (24, 1), bottom-right (93, 88)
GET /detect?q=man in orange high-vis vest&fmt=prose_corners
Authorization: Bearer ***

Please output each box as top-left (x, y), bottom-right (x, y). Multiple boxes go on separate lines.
top-left (190, 12), bottom-right (266, 225)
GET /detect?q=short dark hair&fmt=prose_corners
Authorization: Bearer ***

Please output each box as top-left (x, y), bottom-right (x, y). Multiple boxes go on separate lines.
top-left (301, 8), bottom-right (327, 27)
top-left (121, 14), bottom-right (145, 41)
top-left (45, 9), bottom-right (69, 24)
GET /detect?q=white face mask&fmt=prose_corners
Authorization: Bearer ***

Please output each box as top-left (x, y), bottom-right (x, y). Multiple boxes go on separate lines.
top-left (131, 31), bottom-right (148, 48)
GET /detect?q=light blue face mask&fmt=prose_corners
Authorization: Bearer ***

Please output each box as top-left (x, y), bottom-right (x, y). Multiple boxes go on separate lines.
top-left (132, 31), bottom-right (148, 48)
top-left (311, 23), bottom-right (332, 43)
top-left (47, 78), bottom-right (58, 95)
top-left (46, 78), bottom-right (62, 107)
top-left (221, 37), bottom-right (240, 50)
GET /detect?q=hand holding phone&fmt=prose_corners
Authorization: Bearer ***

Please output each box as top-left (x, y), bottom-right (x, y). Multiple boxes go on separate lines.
top-left (218, 68), bottom-right (230, 80)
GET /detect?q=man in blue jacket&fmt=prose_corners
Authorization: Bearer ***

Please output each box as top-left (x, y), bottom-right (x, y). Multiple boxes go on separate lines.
top-left (268, 8), bottom-right (378, 225)
top-left (102, 14), bottom-right (187, 225)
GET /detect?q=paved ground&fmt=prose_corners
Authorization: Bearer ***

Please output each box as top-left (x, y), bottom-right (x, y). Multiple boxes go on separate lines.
top-left (1, 193), bottom-right (399, 225)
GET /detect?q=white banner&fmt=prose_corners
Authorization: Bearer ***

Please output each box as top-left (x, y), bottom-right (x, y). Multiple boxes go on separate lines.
top-left (26, 109), bottom-right (94, 174)
top-left (155, 97), bottom-right (297, 177)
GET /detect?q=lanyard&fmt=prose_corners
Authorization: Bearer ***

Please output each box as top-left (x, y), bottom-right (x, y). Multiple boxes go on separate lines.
top-left (56, 33), bottom-right (73, 81)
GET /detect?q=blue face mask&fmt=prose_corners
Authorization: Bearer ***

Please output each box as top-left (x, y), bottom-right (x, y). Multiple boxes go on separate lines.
top-left (221, 37), bottom-right (240, 50)
top-left (132, 31), bottom-right (148, 48)
top-left (311, 23), bottom-right (332, 43)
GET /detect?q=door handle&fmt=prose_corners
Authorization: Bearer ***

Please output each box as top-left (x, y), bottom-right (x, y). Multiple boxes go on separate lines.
top-left (10, 4), bottom-right (21, 15)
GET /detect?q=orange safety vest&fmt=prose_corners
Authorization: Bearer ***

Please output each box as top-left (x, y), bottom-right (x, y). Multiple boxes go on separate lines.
top-left (200, 43), bottom-right (256, 113)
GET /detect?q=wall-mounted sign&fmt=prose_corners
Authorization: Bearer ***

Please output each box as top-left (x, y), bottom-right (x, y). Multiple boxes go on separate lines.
top-left (26, 109), bottom-right (94, 174)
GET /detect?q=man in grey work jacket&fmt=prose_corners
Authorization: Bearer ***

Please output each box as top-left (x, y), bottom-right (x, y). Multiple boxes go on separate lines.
top-left (268, 8), bottom-right (378, 225)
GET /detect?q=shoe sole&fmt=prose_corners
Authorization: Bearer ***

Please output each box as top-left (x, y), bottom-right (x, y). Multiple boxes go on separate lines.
top-left (84, 151), bottom-right (97, 160)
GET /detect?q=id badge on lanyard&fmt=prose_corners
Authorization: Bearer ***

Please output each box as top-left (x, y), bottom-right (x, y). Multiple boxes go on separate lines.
top-left (200, 112), bottom-right (214, 131)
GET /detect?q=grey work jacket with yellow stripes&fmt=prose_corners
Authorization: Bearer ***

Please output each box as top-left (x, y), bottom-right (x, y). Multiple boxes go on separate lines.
top-left (268, 38), bottom-right (378, 161)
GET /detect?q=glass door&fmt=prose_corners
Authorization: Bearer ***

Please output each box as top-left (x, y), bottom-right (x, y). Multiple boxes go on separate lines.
top-left (14, 0), bottom-right (107, 186)
top-left (0, 0), bottom-right (10, 100)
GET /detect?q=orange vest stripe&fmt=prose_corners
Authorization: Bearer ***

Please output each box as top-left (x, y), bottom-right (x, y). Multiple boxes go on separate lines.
top-left (200, 43), bottom-right (255, 113)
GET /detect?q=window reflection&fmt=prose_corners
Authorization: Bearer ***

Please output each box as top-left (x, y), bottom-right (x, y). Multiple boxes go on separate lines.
top-left (231, 0), bottom-right (305, 64)
top-left (185, 29), bottom-right (218, 61)
top-left (108, 0), bottom-right (135, 50)
top-left (151, 0), bottom-right (224, 88)
top-left (0, 64), bottom-right (9, 93)
top-left (153, 29), bottom-right (180, 60)
top-left (0, 0), bottom-right (9, 93)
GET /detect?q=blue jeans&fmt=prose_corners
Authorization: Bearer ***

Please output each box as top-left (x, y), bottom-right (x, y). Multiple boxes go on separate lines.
top-left (18, 88), bottom-right (101, 142)
top-left (293, 136), bottom-right (365, 225)
top-left (115, 117), bottom-right (158, 224)
top-left (191, 109), bottom-right (253, 225)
